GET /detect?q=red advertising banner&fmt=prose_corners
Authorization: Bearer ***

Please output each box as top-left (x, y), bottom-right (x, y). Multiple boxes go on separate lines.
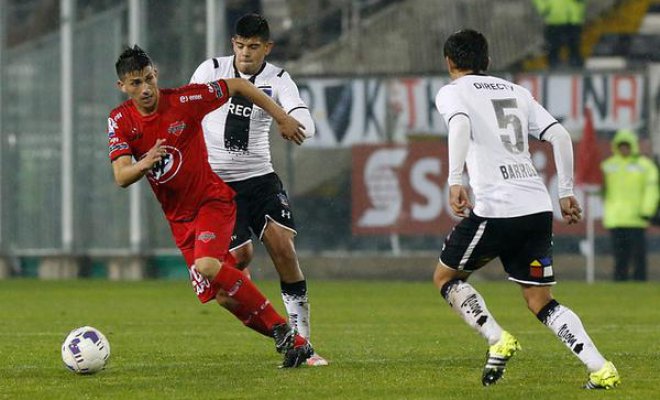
top-left (351, 140), bottom-right (618, 236)
top-left (352, 142), bottom-right (453, 235)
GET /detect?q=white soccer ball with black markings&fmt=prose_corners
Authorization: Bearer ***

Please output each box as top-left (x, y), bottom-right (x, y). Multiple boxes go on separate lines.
top-left (61, 326), bottom-right (110, 374)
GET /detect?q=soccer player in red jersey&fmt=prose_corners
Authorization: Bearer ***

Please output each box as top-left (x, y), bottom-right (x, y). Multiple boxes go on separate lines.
top-left (107, 45), bottom-right (312, 368)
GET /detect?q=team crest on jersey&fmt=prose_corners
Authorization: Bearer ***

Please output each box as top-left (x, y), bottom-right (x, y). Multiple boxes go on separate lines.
top-left (258, 86), bottom-right (272, 97)
top-left (145, 145), bottom-right (183, 184)
top-left (167, 121), bottom-right (186, 136)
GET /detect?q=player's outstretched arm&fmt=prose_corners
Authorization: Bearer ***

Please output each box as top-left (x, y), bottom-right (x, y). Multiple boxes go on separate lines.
top-left (224, 78), bottom-right (306, 145)
top-left (112, 138), bottom-right (167, 187)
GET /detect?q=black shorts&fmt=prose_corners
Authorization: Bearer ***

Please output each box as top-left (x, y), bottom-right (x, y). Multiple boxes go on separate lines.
top-left (439, 211), bottom-right (555, 285)
top-left (226, 172), bottom-right (296, 250)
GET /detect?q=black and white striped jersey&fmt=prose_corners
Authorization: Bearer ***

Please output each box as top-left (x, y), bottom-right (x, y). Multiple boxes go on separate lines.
top-left (191, 55), bottom-right (313, 182)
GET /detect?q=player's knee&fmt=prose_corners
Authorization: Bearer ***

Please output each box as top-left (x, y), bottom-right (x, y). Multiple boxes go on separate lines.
top-left (265, 235), bottom-right (297, 266)
top-left (232, 243), bottom-right (254, 269)
top-left (433, 261), bottom-right (454, 289)
top-left (195, 257), bottom-right (221, 279)
top-left (272, 246), bottom-right (297, 268)
top-left (522, 286), bottom-right (553, 314)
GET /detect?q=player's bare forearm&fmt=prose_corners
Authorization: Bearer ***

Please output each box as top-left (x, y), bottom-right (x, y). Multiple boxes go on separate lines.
top-left (112, 156), bottom-right (146, 187)
top-left (112, 138), bottom-right (166, 188)
top-left (224, 78), bottom-right (306, 144)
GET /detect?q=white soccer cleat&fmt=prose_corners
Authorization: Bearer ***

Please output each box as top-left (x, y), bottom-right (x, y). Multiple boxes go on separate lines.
top-left (305, 352), bottom-right (329, 367)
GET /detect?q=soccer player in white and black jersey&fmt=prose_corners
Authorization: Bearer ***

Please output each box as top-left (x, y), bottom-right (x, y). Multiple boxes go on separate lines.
top-left (433, 30), bottom-right (620, 389)
top-left (190, 13), bottom-right (327, 366)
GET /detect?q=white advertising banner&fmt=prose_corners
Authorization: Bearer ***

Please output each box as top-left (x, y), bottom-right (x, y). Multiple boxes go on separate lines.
top-left (299, 72), bottom-right (646, 148)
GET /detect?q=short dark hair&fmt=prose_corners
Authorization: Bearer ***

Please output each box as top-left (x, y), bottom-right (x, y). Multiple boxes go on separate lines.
top-left (115, 45), bottom-right (153, 79)
top-left (443, 29), bottom-right (489, 73)
top-left (234, 13), bottom-right (270, 41)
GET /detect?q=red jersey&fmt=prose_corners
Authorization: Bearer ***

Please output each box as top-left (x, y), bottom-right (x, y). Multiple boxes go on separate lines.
top-left (107, 80), bottom-right (235, 222)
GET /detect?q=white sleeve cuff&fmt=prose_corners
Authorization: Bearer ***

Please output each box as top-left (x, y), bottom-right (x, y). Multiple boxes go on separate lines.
top-left (289, 107), bottom-right (315, 138)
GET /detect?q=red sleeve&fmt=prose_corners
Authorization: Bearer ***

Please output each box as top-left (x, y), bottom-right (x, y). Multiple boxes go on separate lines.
top-left (176, 79), bottom-right (230, 120)
top-left (107, 111), bottom-right (132, 162)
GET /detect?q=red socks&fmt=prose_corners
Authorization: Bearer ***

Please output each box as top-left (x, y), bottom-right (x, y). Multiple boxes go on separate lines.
top-left (293, 333), bottom-right (307, 348)
top-left (212, 265), bottom-right (286, 335)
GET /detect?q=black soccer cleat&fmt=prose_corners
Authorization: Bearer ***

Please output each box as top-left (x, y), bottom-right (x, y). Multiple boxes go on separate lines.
top-left (272, 323), bottom-right (296, 354)
top-left (281, 342), bottom-right (314, 369)
top-left (482, 360), bottom-right (506, 386)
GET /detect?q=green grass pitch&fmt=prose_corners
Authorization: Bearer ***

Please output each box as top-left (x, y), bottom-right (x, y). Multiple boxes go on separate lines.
top-left (0, 279), bottom-right (658, 399)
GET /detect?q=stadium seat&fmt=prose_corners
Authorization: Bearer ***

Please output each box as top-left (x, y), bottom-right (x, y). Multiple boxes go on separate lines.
top-left (629, 34), bottom-right (660, 62)
top-left (584, 56), bottom-right (627, 70)
top-left (592, 34), bottom-right (632, 57)
top-left (586, 34), bottom-right (630, 70)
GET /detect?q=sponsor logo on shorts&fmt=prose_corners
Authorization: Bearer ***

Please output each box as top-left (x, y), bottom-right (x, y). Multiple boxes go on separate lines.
top-left (529, 257), bottom-right (553, 279)
top-left (197, 231), bottom-right (216, 243)
top-left (277, 193), bottom-right (289, 207)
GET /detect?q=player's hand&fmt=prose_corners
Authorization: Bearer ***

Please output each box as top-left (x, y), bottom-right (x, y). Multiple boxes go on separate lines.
top-left (559, 196), bottom-right (582, 225)
top-left (277, 114), bottom-right (306, 145)
top-left (140, 138), bottom-right (167, 171)
top-left (449, 185), bottom-right (473, 218)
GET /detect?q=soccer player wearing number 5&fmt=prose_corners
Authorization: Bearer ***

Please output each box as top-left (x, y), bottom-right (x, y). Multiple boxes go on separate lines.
top-left (433, 30), bottom-right (620, 389)
top-left (108, 45), bottom-right (313, 368)
top-left (190, 14), bottom-right (327, 367)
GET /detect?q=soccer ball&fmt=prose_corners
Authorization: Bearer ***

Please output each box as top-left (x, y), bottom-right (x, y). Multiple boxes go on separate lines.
top-left (61, 326), bottom-right (111, 374)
